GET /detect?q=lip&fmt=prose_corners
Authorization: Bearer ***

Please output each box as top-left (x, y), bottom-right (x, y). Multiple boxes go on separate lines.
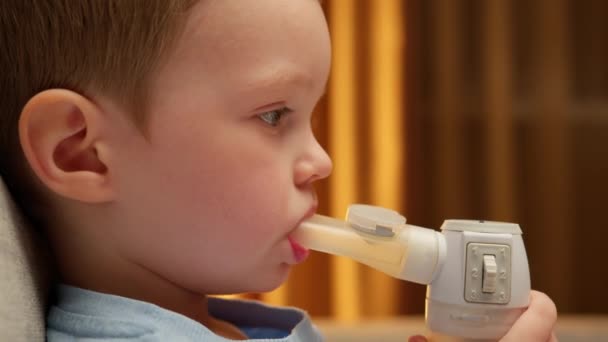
top-left (287, 202), bottom-right (318, 264)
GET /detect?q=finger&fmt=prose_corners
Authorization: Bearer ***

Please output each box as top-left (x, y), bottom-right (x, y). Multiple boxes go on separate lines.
top-left (408, 335), bottom-right (428, 342)
top-left (547, 331), bottom-right (558, 342)
top-left (501, 290), bottom-right (557, 342)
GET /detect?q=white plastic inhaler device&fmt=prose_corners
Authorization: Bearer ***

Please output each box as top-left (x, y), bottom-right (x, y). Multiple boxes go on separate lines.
top-left (294, 204), bottom-right (531, 340)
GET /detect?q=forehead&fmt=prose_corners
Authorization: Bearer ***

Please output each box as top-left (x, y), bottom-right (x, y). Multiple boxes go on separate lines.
top-left (166, 0), bottom-right (331, 91)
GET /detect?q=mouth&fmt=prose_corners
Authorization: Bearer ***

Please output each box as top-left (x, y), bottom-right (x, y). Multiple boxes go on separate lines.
top-left (288, 236), bottom-right (309, 264)
top-left (287, 202), bottom-right (318, 264)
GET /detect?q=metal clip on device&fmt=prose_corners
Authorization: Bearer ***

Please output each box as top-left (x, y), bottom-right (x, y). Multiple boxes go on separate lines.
top-left (294, 204), bottom-right (531, 340)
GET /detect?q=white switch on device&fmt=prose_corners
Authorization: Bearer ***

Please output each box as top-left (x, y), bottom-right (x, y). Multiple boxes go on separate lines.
top-left (464, 243), bottom-right (511, 304)
top-left (482, 255), bottom-right (498, 293)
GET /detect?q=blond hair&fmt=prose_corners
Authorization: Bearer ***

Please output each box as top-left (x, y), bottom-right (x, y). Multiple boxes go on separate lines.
top-left (0, 0), bottom-right (197, 224)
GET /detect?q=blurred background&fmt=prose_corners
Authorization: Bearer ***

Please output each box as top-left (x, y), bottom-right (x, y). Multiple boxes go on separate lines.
top-left (253, 0), bottom-right (607, 320)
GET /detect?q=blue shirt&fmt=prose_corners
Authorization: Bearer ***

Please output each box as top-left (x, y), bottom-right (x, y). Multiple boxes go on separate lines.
top-left (47, 285), bottom-right (323, 341)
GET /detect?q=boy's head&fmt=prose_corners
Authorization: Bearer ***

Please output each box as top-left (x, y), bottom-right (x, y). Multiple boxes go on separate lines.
top-left (0, 0), bottom-right (197, 223)
top-left (1, 0), bottom-right (332, 298)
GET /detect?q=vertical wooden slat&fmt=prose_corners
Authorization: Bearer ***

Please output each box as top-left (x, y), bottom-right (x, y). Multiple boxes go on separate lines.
top-left (533, 0), bottom-right (573, 310)
top-left (401, 0), bottom-right (430, 315)
top-left (327, 0), bottom-right (362, 321)
top-left (367, 0), bottom-right (405, 316)
top-left (482, 0), bottom-right (516, 221)
top-left (369, 0), bottom-right (405, 210)
top-left (434, 0), bottom-right (466, 218)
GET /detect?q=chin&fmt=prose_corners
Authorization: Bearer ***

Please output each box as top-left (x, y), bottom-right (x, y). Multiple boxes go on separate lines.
top-left (248, 264), bottom-right (292, 293)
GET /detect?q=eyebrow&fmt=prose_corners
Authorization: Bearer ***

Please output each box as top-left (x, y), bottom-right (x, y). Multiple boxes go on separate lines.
top-left (243, 64), bottom-right (315, 92)
top-left (253, 101), bottom-right (287, 111)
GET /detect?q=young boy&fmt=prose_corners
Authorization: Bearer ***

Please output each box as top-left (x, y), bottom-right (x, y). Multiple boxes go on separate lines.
top-left (0, 0), bottom-right (557, 341)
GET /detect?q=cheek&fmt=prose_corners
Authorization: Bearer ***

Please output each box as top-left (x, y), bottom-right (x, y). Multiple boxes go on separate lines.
top-left (194, 147), bottom-right (291, 231)
top-left (114, 117), bottom-right (298, 289)
top-left (161, 130), bottom-right (294, 244)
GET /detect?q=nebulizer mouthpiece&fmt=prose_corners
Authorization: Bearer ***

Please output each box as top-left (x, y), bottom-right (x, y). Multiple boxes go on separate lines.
top-left (295, 204), bottom-right (531, 341)
top-left (294, 204), bottom-right (446, 285)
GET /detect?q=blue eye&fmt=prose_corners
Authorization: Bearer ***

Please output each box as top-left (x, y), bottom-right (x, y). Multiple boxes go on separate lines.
top-left (258, 107), bottom-right (292, 127)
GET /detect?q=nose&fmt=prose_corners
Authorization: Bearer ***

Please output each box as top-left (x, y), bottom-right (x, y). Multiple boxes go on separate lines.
top-left (294, 136), bottom-right (333, 187)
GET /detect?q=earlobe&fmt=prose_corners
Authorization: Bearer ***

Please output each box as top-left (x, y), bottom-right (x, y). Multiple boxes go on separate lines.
top-left (19, 89), bottom-right (115, 203)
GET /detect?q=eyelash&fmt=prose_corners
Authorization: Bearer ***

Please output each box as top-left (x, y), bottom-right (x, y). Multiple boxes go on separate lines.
top-left (258, 107), bottom-right (293, 127)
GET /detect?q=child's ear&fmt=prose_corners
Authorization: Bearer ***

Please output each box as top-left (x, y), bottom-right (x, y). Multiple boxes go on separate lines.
top-left (19, 89), bottom-right (115, 203)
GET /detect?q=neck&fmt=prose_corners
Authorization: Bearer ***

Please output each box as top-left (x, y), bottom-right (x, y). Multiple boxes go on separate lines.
top-left (48, 221), bottom-right (247, 340)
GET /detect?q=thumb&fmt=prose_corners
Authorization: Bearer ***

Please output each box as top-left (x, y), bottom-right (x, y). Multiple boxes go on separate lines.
top-left (409, 335), bottom-right (428, 342)
top-left (501, 290), bottom-right (557, 341)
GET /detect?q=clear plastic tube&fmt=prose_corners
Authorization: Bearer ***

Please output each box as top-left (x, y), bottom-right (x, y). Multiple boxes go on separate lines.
top-left (294, 213), bottom-right (446, 284)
